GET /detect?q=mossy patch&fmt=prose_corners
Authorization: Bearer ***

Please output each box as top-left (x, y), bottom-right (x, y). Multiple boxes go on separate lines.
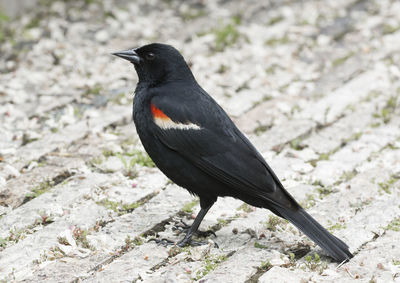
top-left (265, 215), bottom-right (287, 231)
top-left (332, 51), bottom-right (354, 67)
top-left (254, 124), bottom-right (272, 136)
top-left (382, 23), bottom-right (400, 35)
top-left (265, 34), bottom-right (290, 46)
top-left (124, 150), bottom-right (155, 167)
top-left (302, 253), bottom-right (328, 274)
top-left (198, 16), bottom-right (242, 52)
top-left (378, 175), bottom-right (399, 194)
top-left (267, 15), bottom-right (283, 25)
top-left (119, 235), bottom-right (144, 254)
top-left (290, 138), bottom-right (307, 151)
top-left (385, 218), bottom-right (400, 232)
top-left (0, 227), bottom-right (27, 248)
top-left (181, 199), bottom-right (198, 213)
top-left (245, 260), bottom-right (272, 282)
top-left (300, 193), bottom-right (316, 209)
top-left (180, 8), bottom-right (207, 22)
top-left (96, 199), bottom-right (143, 216)
top-left (92, 146), bottom-right (155, 177)
top-left (237, 203), bottom-right (255, 213)
top-left (338, 170), bottom-right (358, 184)
top-left (0, 12), bottom-right (10, 43)
top-left (72, 227), bottom-right (93, 250)
top-left (24, 180), bottom-right (54, 201)
top-left (195, 254), bottom-right (229, 280)
top-left (0, 213), bottom-right (54, 250)
top-left (373, 95), bottom-right (398, 124)
top-left (254, 241), bottom-right (269, 249)
top-left (309, 152), bottom-right (331, 167)
top-left (327, 220), bottom-right (347, 232)
top-left (316, 186), bottom-right (334, 198)
top-left (110, 92), bottom-right (129, 105)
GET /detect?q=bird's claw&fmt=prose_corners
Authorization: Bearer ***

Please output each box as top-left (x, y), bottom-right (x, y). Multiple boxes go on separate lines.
top-left (196, 229), bottom-right (217, 238)
top-left (172, 220), bottom-right (217, 238)
top-left (172, 219), bottom-right (191, 230)
top-left (148, 238), bottom-right (175, 247)
top-left (148, 236), bottom-right (218, 248)
top-left (176, 238), bottom-right (209, 247)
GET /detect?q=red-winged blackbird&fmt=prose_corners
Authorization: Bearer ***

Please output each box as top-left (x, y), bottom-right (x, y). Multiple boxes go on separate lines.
top-left (112, 43), bottom-right (353, 262)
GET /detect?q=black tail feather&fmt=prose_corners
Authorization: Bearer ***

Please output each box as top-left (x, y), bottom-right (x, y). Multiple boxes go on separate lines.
top-left (274, 206), bottom-right (353, 262)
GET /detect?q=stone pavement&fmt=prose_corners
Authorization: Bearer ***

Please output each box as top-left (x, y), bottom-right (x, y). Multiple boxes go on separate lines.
top-left (0, 0), bottom-right (399, 282)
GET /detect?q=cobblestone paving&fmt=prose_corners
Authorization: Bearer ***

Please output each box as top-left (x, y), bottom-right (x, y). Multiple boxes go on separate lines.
top-left (0, 0), bottom-right (400, 282)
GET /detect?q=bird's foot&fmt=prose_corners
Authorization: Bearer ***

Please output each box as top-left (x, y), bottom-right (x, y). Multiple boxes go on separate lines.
top-left (149, 234), bottom-right (217, 248)
top-left (176, 236), bottom-right (210, 247)
top-left (148, 238), bottom-right (175, 247)
top-left (148, 237), bottom-right (209, 247)
top-left (173, 220), bottom-right (216, 238)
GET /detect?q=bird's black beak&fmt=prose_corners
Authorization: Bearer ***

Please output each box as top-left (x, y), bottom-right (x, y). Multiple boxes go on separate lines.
top-left (112, 49), bottom-right (141, 64)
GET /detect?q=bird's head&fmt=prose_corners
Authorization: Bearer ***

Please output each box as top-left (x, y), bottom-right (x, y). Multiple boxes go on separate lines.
top-left (112, 43), bottom-right (194, 85)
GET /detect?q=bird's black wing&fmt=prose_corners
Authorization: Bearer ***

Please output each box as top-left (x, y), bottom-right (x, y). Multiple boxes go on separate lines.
top-left (150, 90), bottom-right (298, 210)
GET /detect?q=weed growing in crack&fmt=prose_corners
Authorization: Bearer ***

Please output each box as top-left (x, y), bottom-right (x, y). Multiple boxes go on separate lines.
top-left (350, 198), bottom-right (373, 213)
top-left (245, 260), bottom-right (272, 282)
top-left (372, 95), bottom-right (398, 124)
top-left (338, 170), bottom-right (358, 184)
top-left (57, 236), bottom-right (69, 246)
top-left (302, 253), bottom-right (328, 274)
top-left (265, 34), bottom-right (290, 46)
top-left (212, 16), bottom-right (242, 52)
top-left (0, 212), bottom-right (56, 250)
top-left (179, 6), bottom-right (207, 22)
top-left (309, 152), bottom-right (330, 167)
top-left (181, 199), bottom-right (198, 213)
top-left (72, 227), bottom-right (93, 250)
top-left (96, 199), bottom-right (142, 216)
top-left (316, 186), bottom-right (334, 198)
top-left (289, 252), bottom-right (296, 264)
top-left (0, 227), bottom-right (28, 247)
top-left (217, 218), bottom-right (228, 226)
top-left (300, 193), bottom-right (316, 209)
top-left (378, 175), bottom-right (399, 194)
top-left (32, 246), bottom-right (65, 265)
top-left (93, 219), bottom-right (108, 232)
top-left (290, 138), bottom-right (306, 151)
top-left (259, 260), bottom-right (272, 271)
top-left (332, 51), bottom-right (355, 67)
top-left (265, 215), bottom-right (287, 232)
top-left (119, 235), bottom-right (143, 254)
top-left (24, 180), bottom-right (54, 201)
top-left (194, 254), bottom-right (228, 280)
top-left (254, 242), bottom-right (269, 249)
top-left (237, 203), bottom-right (255, 213)
top-left (385, 218), bottom-right (400, 232)
top-left (254, 124), bottom-right (272, 136)
top-left (327, 220), bottom-right (347, 232)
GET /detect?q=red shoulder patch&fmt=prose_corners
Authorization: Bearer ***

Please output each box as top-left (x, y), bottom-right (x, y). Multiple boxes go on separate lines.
top-left (150, 103), bottom-right (169, 119)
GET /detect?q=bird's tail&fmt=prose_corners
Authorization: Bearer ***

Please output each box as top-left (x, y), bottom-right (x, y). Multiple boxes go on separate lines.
top-left (273, 206), bottom-right (353, 262)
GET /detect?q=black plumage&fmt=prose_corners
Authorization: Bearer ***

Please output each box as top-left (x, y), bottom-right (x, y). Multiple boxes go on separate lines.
top-left (112, 43), bottom-right (353, 262)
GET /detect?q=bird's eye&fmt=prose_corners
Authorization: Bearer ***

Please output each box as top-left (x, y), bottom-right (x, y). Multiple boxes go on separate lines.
top-left (146, 52), bottom-right (155, 60)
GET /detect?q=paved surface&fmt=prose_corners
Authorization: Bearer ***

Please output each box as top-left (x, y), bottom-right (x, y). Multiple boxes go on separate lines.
top-left (0, 0), bottom-right (399, 282)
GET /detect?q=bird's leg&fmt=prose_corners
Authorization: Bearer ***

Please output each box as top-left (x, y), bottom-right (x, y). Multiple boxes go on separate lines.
top-left (173, 219), bottom-right (216, 238)
top-left (176, 204), bottom-right (212, 247)
top-left (149, 203), bottom-right (214, 247)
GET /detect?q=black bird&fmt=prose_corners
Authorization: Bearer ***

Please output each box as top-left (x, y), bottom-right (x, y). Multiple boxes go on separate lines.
top-left (112, 43), bottom-right (353, 262)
